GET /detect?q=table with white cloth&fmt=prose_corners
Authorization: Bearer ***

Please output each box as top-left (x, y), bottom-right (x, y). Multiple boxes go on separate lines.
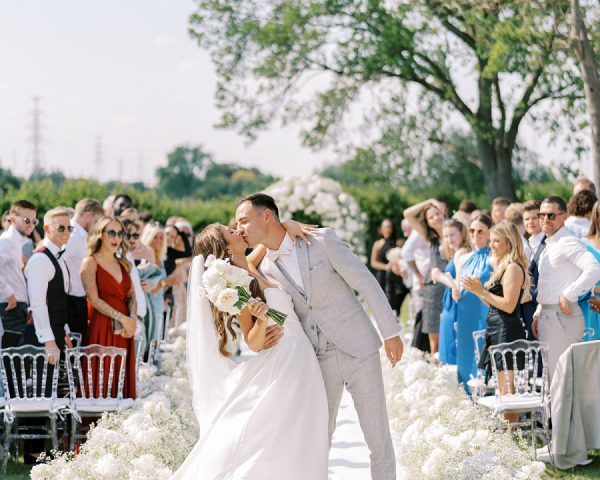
top-left (550, 340), bottom-right (600, 469)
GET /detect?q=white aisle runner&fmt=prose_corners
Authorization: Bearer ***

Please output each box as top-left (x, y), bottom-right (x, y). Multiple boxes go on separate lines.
top-left (328, 389), bottom-right (371, 479)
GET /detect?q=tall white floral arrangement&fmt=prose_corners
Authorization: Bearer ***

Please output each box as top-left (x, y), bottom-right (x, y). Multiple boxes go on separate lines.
top-left (264, 175), bottom-right (368, 258)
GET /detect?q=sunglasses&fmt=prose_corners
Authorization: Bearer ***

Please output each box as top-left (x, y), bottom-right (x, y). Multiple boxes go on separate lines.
top-left (468, 228), bottom-right (487, 235)
top-left (538, 212), bottom-right (564, 220)
top-left (54, 225), bottom-right (74, 233)
top-left (127, 233), bottom-right (140, 240)
top-left (105, 229), bottom-right (125, 239)
top-left (22, 217), bottom-right (39, 226)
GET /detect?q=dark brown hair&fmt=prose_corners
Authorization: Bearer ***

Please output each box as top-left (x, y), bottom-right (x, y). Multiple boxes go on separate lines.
top-left (567, 190), bottom-right (597, 217)
top-left (193, 223), bottom-right (262, 357)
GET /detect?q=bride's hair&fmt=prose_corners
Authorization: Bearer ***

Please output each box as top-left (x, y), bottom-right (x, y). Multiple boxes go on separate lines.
top-left (193, 223), bottom-right (261, 357)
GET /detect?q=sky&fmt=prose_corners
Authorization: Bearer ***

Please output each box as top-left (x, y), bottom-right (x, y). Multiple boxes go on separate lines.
top-left (0, 1), bottom-right (593, 186)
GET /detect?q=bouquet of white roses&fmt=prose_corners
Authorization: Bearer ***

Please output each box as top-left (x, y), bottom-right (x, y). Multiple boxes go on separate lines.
top-left (199, 255), bottom-right (287, 326)
top-left (386, 247), bottom-right (403, 264)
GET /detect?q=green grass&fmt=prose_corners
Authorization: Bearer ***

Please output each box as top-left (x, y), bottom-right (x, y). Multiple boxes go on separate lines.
top-left (3, 459), bottom-right (32, 479)
top-left (544, 451), bottom-right (600, 479)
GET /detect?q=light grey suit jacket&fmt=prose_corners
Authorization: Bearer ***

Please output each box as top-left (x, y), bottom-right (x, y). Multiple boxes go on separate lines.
top-left (260, 228), bottom-right (401, 358)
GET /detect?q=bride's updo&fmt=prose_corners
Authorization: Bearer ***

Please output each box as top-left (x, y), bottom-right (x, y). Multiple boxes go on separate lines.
top-left (193, 223), bottom-right (261, 357)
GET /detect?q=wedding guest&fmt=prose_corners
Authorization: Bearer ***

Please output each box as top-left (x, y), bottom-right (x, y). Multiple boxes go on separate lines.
top-left (165, 224), bottom-right (192, 276)
top-left (453, 200), bottom-right (477, 226)
top-left (112, 194), bottom-right (133, 218)
top-left (573, 177), bottom-right (596, 196)
top-left (404, 198), bottom-right (447, 354)
top-left (402, 221), bottom-right (431, 352)
top-left (119, 207), bottom-right (139, 222)
top-left (167, 222), bottom-right (193, 326)
top-left (579, 201), bottom-right (600, 341)
top-left (23, 207), bottom-right (74, 360)
top-left (565, 189), bottom-right (597, 238)
top-left (370, 219), bottom-right (397, 291)
top-left (455, 214), bottom-right (493, 391)
top-left (0, 210), bottom-right (10, 234)
top-left (125, 218), bottom-right (155, 265)
top-left (491, 197), bottom-right (510, 224)
top-left (532, 196), bottom-right (600, 381)
top-left (504, 202), bottom-right (531, 258)
top-left (64, 198), bottom-right (104, 338)
top-left (431, 219), bottom-right (470, 365)
top-left (464, 223), bottom-right (528, 421)
top-left (138, 211), bottom-right (153, 231)
top-left (0, 200), bottom-right (37, 340)
top-left (80, 217), bottom-right (138, 398)
top-left (102, 195), bottom-right (115, 217)
top-left (520, 200), bottom-right (546, 340)
top-left (165, 216), bottom-right (178, 227)
top-left (141, 223), bottom-right (170, 342)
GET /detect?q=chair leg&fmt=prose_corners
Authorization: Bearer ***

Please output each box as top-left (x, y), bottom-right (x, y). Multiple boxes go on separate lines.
top-left (50, 414), bottom-right (58, 451)
top-left (2, 419), bottom-right (12, 474)
top-left (70, 417), bottom-right (80, 452)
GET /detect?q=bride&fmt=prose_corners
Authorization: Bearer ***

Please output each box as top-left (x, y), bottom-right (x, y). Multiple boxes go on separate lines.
top-left (171, 223), bottom-right (329, 479)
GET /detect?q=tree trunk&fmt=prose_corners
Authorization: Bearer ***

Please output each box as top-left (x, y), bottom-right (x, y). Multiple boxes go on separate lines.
top-left (474, 76), bottom-right (517, 201)
top-left (475, 134), bottom-right (517, 201)
top-left (571, 0), bottom-right (600, 188)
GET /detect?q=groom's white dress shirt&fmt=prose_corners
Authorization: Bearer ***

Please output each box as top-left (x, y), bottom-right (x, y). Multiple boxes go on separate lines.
top-left (63, 219), bottom-right (88, 298)
top-left (265, 234), bottom-right (304, 289)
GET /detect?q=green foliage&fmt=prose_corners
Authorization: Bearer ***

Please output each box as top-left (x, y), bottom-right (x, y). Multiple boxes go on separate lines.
top-left (190, 0), bottom-right (588, 199)
top-left (155, 145), bottom-right (274, 199)
top-left (0, 167), bottom-right (21, 196)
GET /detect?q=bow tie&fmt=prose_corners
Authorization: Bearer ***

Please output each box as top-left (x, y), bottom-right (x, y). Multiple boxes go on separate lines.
top-left (56, 249), bottom-right (66, 259)
top-left (267, 248), bottom-right (292, 262)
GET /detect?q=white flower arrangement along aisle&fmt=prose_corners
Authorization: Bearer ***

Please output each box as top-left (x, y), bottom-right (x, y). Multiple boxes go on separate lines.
top-left (31, 325), bottom-right (546, 480)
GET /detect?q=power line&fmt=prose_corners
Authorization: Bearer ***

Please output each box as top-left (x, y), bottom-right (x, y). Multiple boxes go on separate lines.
top-left (27, 96), bottom-right (44, 174)
top-left (94, 135), bottom-right (103, 181)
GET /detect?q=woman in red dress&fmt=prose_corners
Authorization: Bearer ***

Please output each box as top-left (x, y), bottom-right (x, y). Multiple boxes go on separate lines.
top-left (81, 216), bottom-right (138, 398)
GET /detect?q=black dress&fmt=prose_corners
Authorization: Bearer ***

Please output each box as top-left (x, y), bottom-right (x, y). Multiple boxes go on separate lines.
top-left (375, 240), bottom-right (395, 291)
top-left (478, 266), bottom-right (526, 376)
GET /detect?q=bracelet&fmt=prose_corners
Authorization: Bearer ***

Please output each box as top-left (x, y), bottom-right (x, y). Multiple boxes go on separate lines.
top-left (113, 309), bottom-right (120, 320)
top-left (481, 290), bottom-right (489, 299)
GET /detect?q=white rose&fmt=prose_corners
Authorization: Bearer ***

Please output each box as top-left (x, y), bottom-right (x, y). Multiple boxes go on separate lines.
top-left (215, 288), bottom-right (240, 314)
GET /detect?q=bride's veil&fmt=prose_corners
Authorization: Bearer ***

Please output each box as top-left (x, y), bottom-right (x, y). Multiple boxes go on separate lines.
top-left (186, 254), bottom-right (237, 428)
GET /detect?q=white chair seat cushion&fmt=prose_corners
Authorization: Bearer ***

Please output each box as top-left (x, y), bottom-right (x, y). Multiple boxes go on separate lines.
top-left (477, 394), bottom-right (543, 411)
top-left (6, 397), bottom-right (70, 413)
top-left (74, 397), bottom-right (134, 413)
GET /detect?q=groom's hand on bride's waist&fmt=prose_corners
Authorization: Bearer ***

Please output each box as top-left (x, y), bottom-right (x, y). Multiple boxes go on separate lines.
top-left (384, 336), bottom-right (404, 368)
top-left (261, 325), bottom-right (284, 350)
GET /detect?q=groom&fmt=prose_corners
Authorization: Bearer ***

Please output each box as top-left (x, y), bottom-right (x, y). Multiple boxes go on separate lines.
top-left (236, 193), bottom-right (403, 480)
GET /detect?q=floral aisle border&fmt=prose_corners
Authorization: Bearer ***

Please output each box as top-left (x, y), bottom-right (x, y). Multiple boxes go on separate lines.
top-left (264, 175), bottom-right (368, 259)
top-left (385, 346), bottom-right (546, 480)
top-left (31, 333), bottom-right (197, 480)
top-left (32, 329), bottom-right (546, 479)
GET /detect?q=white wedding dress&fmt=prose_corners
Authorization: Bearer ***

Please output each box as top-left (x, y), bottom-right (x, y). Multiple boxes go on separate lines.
top-left (172, 256), bottom-right (329, 480)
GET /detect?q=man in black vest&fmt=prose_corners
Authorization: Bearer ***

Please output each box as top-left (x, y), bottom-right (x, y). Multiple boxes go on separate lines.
top-left (24, 207), bottom-right (73, 362)
top-left (520, 200), bottom-right (546, 340)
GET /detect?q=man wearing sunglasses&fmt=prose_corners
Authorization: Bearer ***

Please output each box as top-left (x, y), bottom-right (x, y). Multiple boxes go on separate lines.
top-left (0, 200), bottom-right (38, 344)
top-left (533, 196), bottom-right (600, 381)
top-left (64, 198), bottom-right (104, 339)
top-left (24, 207), bottom-right (74, 365)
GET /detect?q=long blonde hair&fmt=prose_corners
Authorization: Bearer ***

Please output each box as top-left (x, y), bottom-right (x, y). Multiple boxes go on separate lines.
top-left (486, 222), bottom-right (530, 292)
top-left (141, 222), bottom-right (167, 264)
top-left (193, 223), bottom-right (261, 358)
top-left (86, 216), bottom-right (131, 272)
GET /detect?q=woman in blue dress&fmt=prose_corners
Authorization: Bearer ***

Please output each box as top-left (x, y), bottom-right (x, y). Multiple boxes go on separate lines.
top-left (454, 214), bottom-right (493, 392)
top-left (579, 201), bottom-right (600, 341)
top-left (431, 219), bottom-right (471, 365)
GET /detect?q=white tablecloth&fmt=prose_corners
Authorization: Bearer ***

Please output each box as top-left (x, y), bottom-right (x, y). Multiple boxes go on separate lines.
top-left (550, 340), bottom-right (600, 469)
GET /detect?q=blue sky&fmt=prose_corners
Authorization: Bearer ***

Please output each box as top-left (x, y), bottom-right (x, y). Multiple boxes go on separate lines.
top-left (0, 1), bottom-right (592, 185)
top-left (0, 0), bottom-right (332, 183)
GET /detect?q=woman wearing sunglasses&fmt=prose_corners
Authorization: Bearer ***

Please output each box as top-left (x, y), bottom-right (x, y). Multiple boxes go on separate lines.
top-left (454, 214), bottom-right (493, 393)
top-left (80, 216), bottom-right (138, 399)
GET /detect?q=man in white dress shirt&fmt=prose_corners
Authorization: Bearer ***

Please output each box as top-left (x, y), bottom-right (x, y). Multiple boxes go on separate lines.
top-left (63, 198), bottom-right (104, 338)
top-left (24, 207), bottom-right (74, 364)
top-left (532, 196), bottom-right (600, 380)
top-left (0, 200), bottom-right (38, 344)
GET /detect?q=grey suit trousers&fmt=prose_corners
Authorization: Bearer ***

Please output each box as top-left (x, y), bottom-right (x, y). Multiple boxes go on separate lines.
top-left (318, 342), bottom-right (396, 480)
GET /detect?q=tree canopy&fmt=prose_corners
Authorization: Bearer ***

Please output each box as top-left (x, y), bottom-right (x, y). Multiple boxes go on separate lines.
top-left (190, 0), bottom-right (595, 200)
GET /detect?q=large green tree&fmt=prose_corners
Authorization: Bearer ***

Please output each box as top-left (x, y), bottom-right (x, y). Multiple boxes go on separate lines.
top-left (190, 0), bottom-right (584, 200)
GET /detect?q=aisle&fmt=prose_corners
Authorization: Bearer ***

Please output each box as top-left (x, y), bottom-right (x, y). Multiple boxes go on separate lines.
top-left (328, 389), bottom-right (371, 479)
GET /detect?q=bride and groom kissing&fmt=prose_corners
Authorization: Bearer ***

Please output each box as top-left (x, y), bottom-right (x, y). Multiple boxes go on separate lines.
top-left (172, 193), bottom-right (404, 480)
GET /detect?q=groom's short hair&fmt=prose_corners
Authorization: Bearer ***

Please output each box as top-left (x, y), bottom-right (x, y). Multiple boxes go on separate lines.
top-left (238, 193), bottom-right (280, 220)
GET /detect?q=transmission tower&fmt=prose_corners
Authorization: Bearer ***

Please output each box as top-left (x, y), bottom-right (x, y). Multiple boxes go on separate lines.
top-left (117, 157), bottom-right (124, 182)
top-left (94, 136), bottom-right (103, 180)
top-left (27, 96), bottom-right (44, 174)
